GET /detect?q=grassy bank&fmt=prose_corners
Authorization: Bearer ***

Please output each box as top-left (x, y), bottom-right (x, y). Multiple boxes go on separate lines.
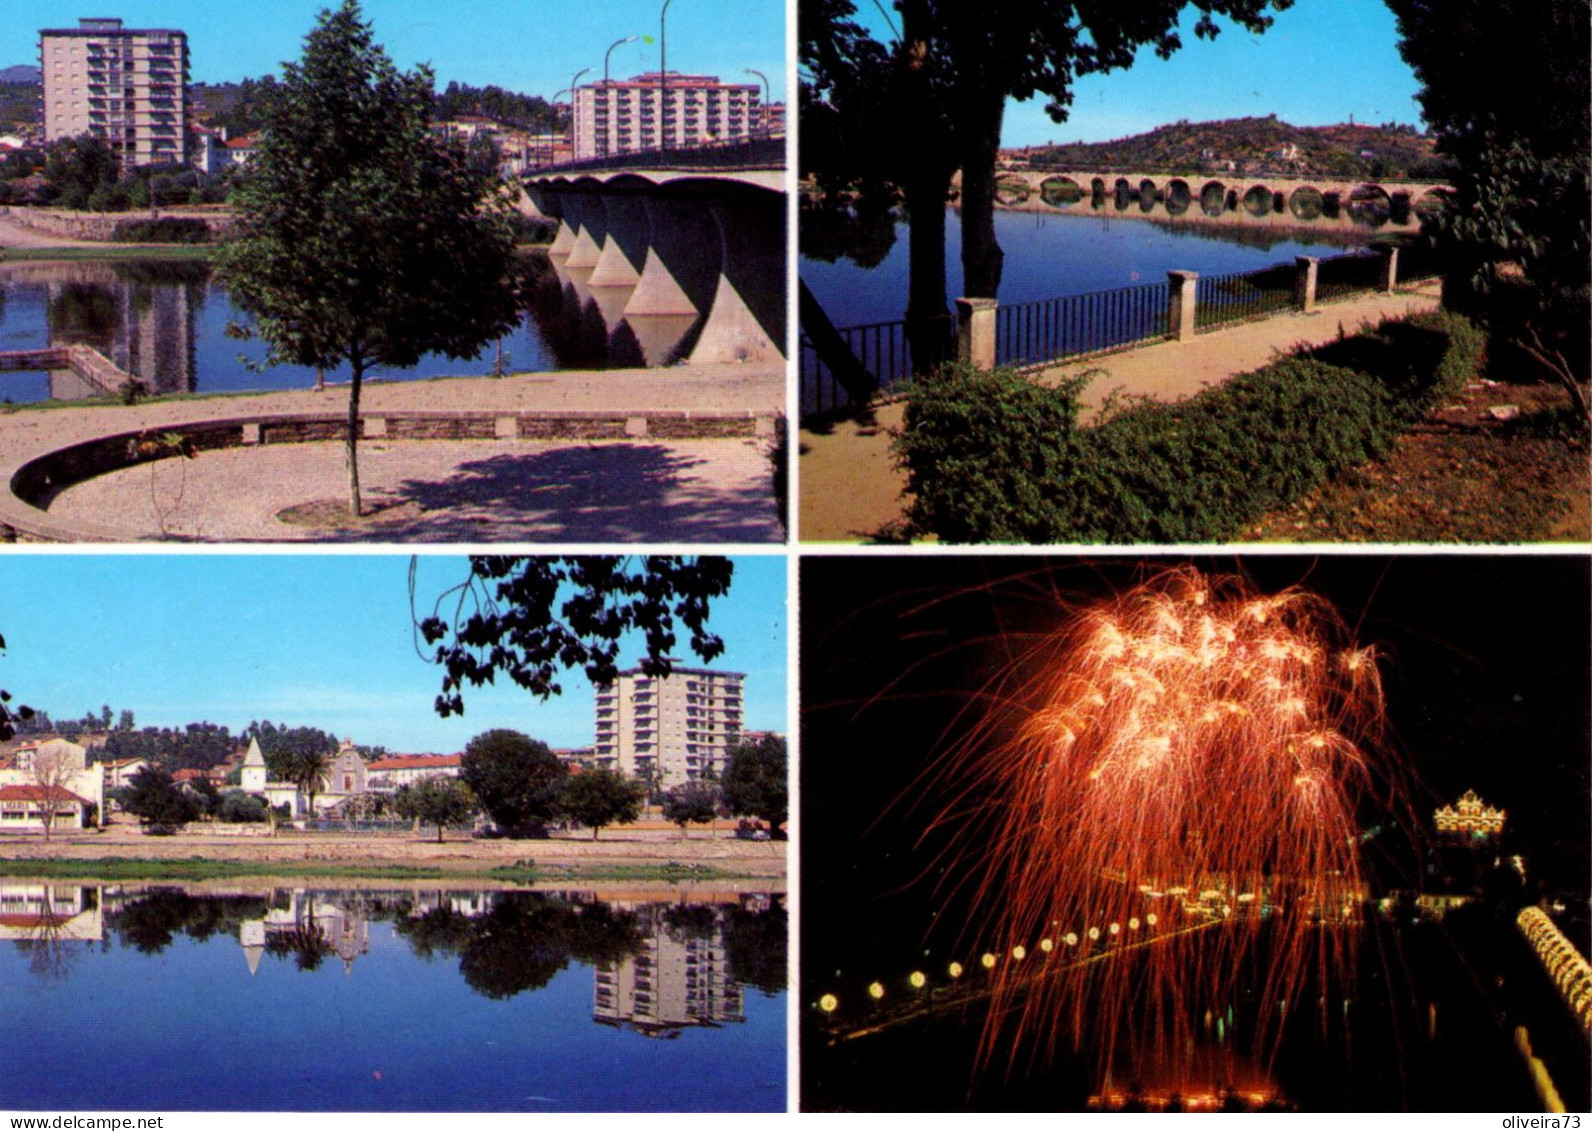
top-left (0, 855), bottom-right (744, 885)
top-left (0, 244), bottom-right (214, 263)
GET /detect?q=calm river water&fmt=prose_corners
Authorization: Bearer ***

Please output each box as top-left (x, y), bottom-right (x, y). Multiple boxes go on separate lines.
top-left (1, 883), bottom-right (786, 1112)
top-left (0, 255), bottom-right (639, 404)
top-left (801, 203), bottom-right (1383, 331)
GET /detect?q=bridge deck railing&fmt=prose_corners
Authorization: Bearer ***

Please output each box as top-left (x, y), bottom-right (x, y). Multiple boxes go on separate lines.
top-left (801, 243), bottom-right (1439, 423)
top-left (526, 136), bottom-right (785, 177)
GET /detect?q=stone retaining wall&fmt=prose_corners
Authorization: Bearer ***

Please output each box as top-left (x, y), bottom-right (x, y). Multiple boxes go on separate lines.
top-left (1, 206), bottom-right (234, 241)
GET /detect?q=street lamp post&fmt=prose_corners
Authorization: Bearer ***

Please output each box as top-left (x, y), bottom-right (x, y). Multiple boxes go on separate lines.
top-left (601, 35), bottom-right (642, 158)
top-left (659, 0), bottom-right (678, 157)
top-left (569, 66), bottom-right (592, 161)
top-left (549, 88), bottom-right (573, 167)
top-left (743, 68), bottom-right (769, 141)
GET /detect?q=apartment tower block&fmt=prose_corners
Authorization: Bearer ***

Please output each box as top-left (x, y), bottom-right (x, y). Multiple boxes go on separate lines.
top-left (594, 666), bottom-right (745, 789)
top-left (572, 72), bottom-right (760, 161)
top-left (40, 18), bottom-right (190, 168)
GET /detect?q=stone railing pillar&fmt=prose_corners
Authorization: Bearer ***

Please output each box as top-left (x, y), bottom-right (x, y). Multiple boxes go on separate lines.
top-left (1380, 246), bottom-right (1399, 294)
top-left (1167, 271), bottom-right (1198, 341)
top-left (956, 297), bottom-right (999, 370)
top-left (1295, 256), bottom-right (1320, 313)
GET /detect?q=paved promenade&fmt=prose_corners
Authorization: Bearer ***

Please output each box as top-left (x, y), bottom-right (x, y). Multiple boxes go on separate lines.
top-left (798, 282), bottom-right (1443, 542)
top-left (0, 364), bottom-right (784, 542)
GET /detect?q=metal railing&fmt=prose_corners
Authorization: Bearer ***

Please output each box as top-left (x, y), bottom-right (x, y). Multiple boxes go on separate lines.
top-left (800, 314), bottom-right (954, 416)
top-left (1316, 249), bottom-right (1384, 303)
top-left (996, 280), bottom-right (1170, 368)
top-left (1195, 263), bottom-right (1295, 332)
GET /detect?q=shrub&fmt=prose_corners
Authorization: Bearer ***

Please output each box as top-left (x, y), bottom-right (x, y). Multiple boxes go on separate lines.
top-left (111, 217), bottom-right (211, 244)
top-left (897, 362), bottom-right (1086, 542)
top-left (897, 311), bottom-right (1486, 543)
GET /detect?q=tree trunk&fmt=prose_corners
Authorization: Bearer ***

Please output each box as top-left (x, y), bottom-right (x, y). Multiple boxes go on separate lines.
top-left (345, 356), bottom-right (364, 517)
top-left (592, 826), bottom-right (600, 841)
top-left (957, 78), bottom-right (1008, 300)
top-left (436, 824), bottom-right (445, 843)
top-left (902, 170), bottom-right (953, 373)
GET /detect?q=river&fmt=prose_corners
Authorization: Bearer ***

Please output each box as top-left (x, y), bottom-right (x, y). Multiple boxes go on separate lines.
top-left (0, 882), bottom-right (786, 1112)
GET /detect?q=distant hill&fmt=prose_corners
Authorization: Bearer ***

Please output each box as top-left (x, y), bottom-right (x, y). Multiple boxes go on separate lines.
top-left (1010, 116), bottom-right (1451, 181)
top-left (0, 66), bottom-right (40, 85)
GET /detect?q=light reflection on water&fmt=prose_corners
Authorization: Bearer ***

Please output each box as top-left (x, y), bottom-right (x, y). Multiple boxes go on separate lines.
top-left (0, 882), bottom-right (786, 1112)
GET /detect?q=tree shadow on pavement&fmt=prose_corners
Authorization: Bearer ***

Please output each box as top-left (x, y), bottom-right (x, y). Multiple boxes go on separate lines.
top-left (371, 443), bottom-right (780, 543)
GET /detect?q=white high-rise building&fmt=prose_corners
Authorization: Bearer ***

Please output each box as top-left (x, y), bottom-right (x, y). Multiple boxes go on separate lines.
top-left (572, 72), bottom-right (759, 161)
top-left (40, 18), bottom-right (191, 168)
top-left (594, 666), bottom-right (745, 789)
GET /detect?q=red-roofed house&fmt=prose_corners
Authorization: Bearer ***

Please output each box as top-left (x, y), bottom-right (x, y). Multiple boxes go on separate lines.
top-left (366, 754), bottom-right (461, 792)
top-left (0, 784), bottom-right (92, 831)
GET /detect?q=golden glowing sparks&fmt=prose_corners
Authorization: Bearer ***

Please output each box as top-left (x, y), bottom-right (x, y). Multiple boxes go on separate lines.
top-left (934, 567), bottom-right (1390, 1082)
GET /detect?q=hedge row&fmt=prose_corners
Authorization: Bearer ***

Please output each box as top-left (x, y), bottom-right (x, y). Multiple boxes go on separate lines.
top-left (111, 217), bottom-right (212, 244)
top-left (897, 310), bottom-right (1485, 543)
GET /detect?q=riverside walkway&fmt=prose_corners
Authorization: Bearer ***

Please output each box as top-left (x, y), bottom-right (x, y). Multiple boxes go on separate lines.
top-left (0, 363), bottom-right (783, 543)
top-left (799, 281), bottom-right (1443, 542)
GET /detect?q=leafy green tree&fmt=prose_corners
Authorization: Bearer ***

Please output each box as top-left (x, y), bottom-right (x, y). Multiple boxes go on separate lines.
top-left (558, 769), bottom-right (645, 840)
top-left (0, 630), bottom-right (30, 743)
top-left (1386, 0), bottom-right (1590, 419)
top-left (659, 780), bottom-right (720, 838)
top-left (722, 734), bottom-right (787, 833)
top-left (418, 556), bottom-right (734, 715)
top-left (394, 774), bottom-right (478, 842)
top-left (184, 776), bottom-right (221, 820)
top-left (459, 729), bottom-right (566, 833)
top-left (215, 1), bottom-right (521, 516)
top-left (217, 789), bottom-right (267, 823)
top-left (122, 767), bottom-right (198, 832)
top-left (42, 135), bottom-right (120, 210)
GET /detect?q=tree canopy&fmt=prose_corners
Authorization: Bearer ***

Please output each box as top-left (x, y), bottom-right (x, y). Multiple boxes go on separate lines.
top-left (1387, 0), bottom-right (1590, 417)
top-left (417, 556), bottom-right (734, 717)
top-left (722, 734), bottom-right (788, 832)
top-left (558, 769), bottom-right (645, 840)
top-left (121, 767), bottom-right (198, 831)
top-left (458, 729), bottom-right (567, 833)
top-left (215, 0), bottom-right (522, 515)
top-left (660, 780), bottom-right (721, 837)
top-left (394, 775), bottom-right (478, 842)
top-left (0, 631), bottom-right (32, 743)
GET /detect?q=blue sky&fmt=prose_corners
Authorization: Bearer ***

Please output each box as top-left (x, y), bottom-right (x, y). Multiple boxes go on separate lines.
top-left (0, 553), bottom-right (787, 754)
top-left (835, 0), bottom-right (1424, 146)
top-left (11, 0), bottom-right (786, 102)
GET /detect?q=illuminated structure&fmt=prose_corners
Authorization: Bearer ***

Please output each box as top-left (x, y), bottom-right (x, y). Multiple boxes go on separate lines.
top-left (933, 567), bottom-right (1392, 1080)
top-left (1518, 907), bottom-right (1592, 1032)
top-left (1433, 789), bottom-right (1506, 840)
top-left (40, 18), bottom-right (191, 168)
top-left (594, 667), bottom-right (744, 789)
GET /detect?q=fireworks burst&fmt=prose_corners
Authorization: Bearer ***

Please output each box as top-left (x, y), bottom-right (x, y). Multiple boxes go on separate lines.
top-left (925, 566), bottom-right (1394, 1083)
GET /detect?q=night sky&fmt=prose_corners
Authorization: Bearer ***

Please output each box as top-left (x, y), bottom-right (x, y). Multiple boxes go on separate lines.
top-left (800, 554), bottom-right (1591, 994)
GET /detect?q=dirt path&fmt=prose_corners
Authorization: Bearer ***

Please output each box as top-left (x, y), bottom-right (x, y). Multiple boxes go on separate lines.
top-left (798, 282), bottom-right (1444, 542)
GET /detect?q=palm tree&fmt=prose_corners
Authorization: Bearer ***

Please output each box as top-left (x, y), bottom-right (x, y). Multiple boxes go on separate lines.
top-left (279, 746), bottom-right (331, 819)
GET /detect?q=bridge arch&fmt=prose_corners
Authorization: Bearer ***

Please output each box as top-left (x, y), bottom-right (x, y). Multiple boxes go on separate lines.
top-left (1164, 178), bottom-right (1192, 216)
top-left (1347, 183), bottom-right (1393, 226)
top-left (1242, 184), bottom-right (1273, 217)
top-left (1413, 187), bottom-right (1451, 219)
top-left (1288, 186), bottom-right (1325, 220)
top-left (1039, 175), bottom-right (1083, 208)
top-left (996, 173), bottom-right (1031, 205)
top-left (1199, 180), bottom-right (1226, 217)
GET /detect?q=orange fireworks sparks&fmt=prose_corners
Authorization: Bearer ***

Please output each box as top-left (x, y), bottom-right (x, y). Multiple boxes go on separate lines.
top-left (927, 566), bottom-right (1392, 1082)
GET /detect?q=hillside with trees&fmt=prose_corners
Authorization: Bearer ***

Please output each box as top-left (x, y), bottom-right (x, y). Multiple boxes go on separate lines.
top-left (1014, 116), bottom-right (1449, 180)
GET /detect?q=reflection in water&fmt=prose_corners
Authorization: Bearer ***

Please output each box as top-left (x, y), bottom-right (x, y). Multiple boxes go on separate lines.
top-left (2, 882), bottom-right (786, 1111)
top-left (84, 883), bottom-right (785, 1021)
top-left (0, 259), bottom-right (562, 404)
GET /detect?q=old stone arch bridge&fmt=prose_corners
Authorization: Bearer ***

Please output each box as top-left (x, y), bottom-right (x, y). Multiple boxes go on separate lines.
top-left (989, 168), bottom-right (1450, 220)
top-left (523, 166), bottom-right (784, 369)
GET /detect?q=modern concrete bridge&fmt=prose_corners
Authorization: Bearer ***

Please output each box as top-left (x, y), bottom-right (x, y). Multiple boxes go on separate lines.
top-left (523, 162), bottom-right (786, 369)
